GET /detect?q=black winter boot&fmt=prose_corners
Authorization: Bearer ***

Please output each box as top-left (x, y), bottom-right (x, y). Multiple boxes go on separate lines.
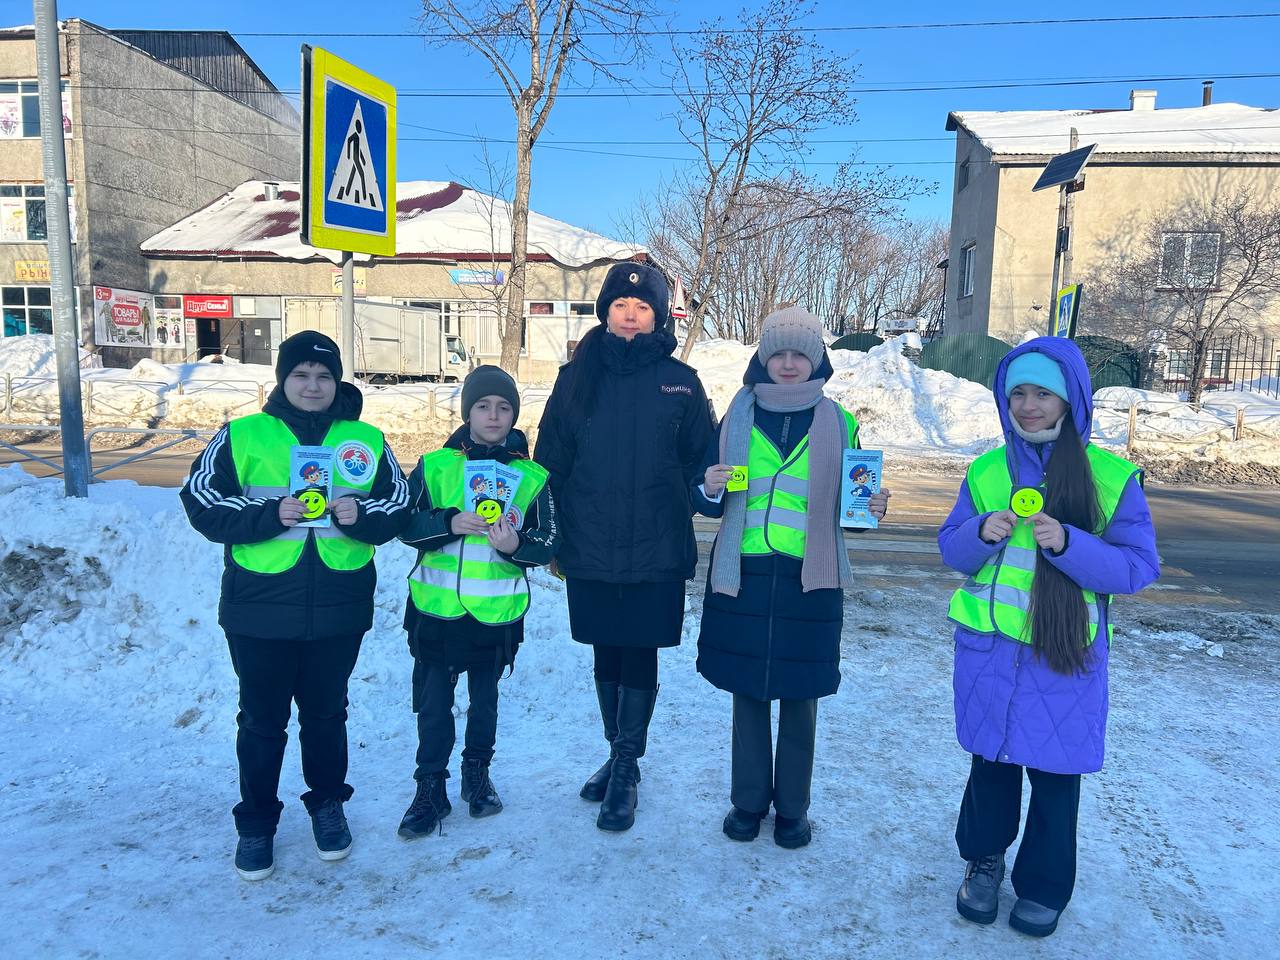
top-left (461, 759), bottom-right (503, 818)
top-left (398, 772), bottom-right (451, 839)
top-left (597, 685), bottom-right (658, 832)
top-left (309, 797), bottom-right (353, 861)
top-left (580, 680), bottom-right (621, 802)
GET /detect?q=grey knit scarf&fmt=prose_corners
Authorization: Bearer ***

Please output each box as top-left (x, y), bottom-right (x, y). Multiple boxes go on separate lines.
top-left (710, 380), bottom-right (852, 596)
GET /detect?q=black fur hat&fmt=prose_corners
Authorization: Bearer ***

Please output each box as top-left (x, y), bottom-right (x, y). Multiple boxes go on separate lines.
top-left (594, 261), bottom-right (670, 330)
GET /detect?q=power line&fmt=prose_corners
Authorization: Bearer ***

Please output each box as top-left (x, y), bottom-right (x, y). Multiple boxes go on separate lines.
top-left (58, 70), bottom-right (1280, 99)
top-left (124, 12), bottom-right (1280, 39)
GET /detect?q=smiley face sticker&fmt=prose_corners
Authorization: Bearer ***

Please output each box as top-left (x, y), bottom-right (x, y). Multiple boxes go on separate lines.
top-left (725, 466), bottom-right (749, 493)
top-left (475, 498), bottom-right (503, 525)
top-left (296, 486), bottom-right (329, 521)
top-left (1010, 486), bottom-right (1045, 519)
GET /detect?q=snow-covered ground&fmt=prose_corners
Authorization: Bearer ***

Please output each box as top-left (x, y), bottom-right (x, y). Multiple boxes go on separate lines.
top-left (4, 334), bottom-right (1279, 478)
top-left (1, 467), bottom-right (1275, 958)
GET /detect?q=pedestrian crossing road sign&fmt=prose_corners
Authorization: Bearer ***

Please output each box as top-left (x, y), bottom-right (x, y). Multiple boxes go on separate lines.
top-left (301, 46), bottom-right (396, 256)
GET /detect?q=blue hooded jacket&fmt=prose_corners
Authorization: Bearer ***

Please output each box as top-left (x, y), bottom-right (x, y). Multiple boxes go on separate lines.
top-left (937, 337), bottom-right (1160, 774)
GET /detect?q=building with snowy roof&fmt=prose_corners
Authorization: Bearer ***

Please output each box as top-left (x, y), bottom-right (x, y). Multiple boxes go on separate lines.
top-left (0, 20), bottom-right (299, 363)
top-left (139, 178), bottom-right (647, 381)
top-left (944, 86), bottom-right (1280, 343)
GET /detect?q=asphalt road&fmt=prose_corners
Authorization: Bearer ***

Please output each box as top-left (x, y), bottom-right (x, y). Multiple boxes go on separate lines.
top-left (4, 437), bottom-right (1278, 613)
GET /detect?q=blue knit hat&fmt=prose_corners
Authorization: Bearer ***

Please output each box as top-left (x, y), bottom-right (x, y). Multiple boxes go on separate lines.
top-left (1004, 351), bottom-right (1069, 401)
top-left (595, 261), bottom-right (669, 330)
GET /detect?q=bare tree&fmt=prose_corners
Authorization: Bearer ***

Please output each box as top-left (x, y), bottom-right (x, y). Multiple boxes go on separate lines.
top-left (1082, 192), bottom-right (1280, 402)
top-left (418, 0), bottom-right (646, 373)
top-left (651, 0), bottom-right (918, 360)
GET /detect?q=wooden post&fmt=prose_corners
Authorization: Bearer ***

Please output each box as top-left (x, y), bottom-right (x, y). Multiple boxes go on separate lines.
top-left (1127, 402), bottom-right (1138, 456)
top-left (1235, 406), bottom-right (1246, 441)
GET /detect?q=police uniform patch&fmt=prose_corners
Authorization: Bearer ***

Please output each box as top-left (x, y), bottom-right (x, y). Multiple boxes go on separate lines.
top-left (335, 441), bottom-right (376, 485)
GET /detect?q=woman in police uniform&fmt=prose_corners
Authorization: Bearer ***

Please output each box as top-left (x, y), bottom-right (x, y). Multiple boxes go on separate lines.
top-left (694, 307), bottom-right (888, 850)
top-left (181, 331), bottom-right (410, 880)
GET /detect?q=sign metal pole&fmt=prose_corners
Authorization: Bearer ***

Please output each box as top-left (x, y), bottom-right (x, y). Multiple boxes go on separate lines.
top-left (34, 0), bottom-right (89, 496)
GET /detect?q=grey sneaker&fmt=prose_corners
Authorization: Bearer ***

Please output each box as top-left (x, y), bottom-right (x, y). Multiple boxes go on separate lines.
top-left (956, 853), bottom-right (1005, 924)
top-left (1009, 897), bottom-right (1062, 937)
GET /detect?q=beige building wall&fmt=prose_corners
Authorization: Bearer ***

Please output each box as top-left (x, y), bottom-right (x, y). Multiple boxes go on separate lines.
top-left (946, 128), bottom-right (1280, 342)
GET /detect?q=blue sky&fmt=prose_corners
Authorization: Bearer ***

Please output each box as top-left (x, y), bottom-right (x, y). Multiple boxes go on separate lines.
top-left (41, 1), bottom-right (1280, 237)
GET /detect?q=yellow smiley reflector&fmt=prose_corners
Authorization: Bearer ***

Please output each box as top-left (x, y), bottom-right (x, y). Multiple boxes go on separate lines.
top-left (476, 498), bottom-right (503, 524)
top-left (297, 487), bottom-right (328, 520)
top-left (1010, 486), bottom-right (1045, 518)
top-left (726, 466), bottom-right (749, 492)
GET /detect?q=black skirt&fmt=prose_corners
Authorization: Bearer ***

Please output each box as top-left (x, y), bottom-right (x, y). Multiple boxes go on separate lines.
top-left (566, 578), bottom-right (686, 649)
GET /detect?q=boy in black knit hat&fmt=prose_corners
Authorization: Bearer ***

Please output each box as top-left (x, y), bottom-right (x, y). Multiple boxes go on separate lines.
top-left (181, 331), bottom-right (411, 880)
top-left (397, 365), bottom-right (559, 837)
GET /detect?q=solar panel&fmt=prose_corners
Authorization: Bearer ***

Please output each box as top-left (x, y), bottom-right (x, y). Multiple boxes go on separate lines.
top-left (1032, 143), bottom-right (1099, 192)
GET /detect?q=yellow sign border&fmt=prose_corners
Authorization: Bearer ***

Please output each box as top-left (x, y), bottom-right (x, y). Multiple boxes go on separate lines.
top-left (303, 46), bottom-right (397, 257)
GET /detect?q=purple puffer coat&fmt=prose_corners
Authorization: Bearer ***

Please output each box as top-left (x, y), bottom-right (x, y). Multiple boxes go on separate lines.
top-left (938, 338), bottom-right (1160, 775)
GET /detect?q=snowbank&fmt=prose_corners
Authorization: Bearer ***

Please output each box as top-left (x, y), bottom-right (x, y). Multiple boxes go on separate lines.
top-left (0, 333), bottom-right (98, 378)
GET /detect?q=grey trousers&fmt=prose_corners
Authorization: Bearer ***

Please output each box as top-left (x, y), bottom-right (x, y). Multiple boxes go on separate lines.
top-left (730, 694), bottom-right (818, 819)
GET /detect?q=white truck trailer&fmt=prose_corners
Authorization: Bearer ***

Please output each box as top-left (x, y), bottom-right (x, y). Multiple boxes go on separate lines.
top-left (283, 298), bottom-right (472, 381)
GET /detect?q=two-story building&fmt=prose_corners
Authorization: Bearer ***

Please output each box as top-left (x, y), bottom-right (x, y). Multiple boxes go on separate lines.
top-left (0, 20), bottom-right (298, 364)
top-left (944, 87), bottom-right (1280, 343)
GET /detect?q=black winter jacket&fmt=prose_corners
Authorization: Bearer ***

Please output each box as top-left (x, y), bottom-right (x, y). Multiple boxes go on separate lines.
top-left (399, 426), bottom-right (559, 671)
top-left (181, 383), bottom-right (411, 641)
top-left (535, 328), bottom-right (714, 583)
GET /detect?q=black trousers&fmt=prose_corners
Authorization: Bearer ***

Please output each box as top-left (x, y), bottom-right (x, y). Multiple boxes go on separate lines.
top-left (226, 633), bottom-right (362, 837)
top-left (955, 755), bottom-right (1082, 910)
top-left (413, 659), bottom-right (500, 780)
top-left (730, 694), bottom-right (818, 819)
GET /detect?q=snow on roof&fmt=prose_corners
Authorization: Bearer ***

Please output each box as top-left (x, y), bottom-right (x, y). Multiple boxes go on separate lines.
top-left (947, 102), bottom-right (1280, 157)
top-left (140, 180), bottom-right (647, 268)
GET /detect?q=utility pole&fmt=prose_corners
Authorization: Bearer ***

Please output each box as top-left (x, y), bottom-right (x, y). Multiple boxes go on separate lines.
top-left (1049, 127), bottom-right (1081, 314)
top-left (34, 0), bottom-right (88, 496)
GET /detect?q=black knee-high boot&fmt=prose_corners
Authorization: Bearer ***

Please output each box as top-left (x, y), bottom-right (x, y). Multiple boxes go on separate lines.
top-left (581, 680), bottom-right (621, 801)
top-left (597, 685), bottom-right (658, 832)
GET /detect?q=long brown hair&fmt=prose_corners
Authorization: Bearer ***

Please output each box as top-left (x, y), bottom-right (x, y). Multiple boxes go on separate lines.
top-left (1026, 414), bottom-right (1102, 674)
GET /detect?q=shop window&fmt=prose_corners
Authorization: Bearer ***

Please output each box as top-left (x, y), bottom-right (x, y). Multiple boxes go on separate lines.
top-left (0, 81), bottom-right (71, 139)
top-left (569, 302), bottom-right (595, 316)
top-left (2, 284), bottom-right (55, 337)
top-left (1, 183), bottom-right (75, 243)
top-left (527, 301), bottom-right (554, 315)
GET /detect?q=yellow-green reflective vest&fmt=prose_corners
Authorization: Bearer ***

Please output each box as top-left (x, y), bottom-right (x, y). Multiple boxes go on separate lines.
top-left (947, 443), bottom-right (1140, 646)
top-left (408, 450), bottom-right (549, 625)
top-left (741, 408), bottom-right (860, 559)
top-left (228, 413), bottom-right (384, 574)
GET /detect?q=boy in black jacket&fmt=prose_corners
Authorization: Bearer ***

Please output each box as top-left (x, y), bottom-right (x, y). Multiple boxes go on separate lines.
top-left (181, 331), bottom-right (410, 880)
top-left (398, 365), bottom-right (559, 838)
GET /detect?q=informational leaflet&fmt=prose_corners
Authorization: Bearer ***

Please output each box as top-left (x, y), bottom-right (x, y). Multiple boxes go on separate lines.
top-left (493, 462), bottom-right (524, 525)
top-left (840, 449), bottom-right (883, 530)
top-left (289, 445), bottom-right (334, 528)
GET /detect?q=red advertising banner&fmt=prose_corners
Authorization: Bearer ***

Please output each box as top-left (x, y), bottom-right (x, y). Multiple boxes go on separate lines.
top-left (184, 294), bottom-right (233, 318)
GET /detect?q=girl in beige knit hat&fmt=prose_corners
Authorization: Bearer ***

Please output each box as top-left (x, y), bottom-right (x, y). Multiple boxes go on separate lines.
top-left (692, 306), bottom-right (889, 848)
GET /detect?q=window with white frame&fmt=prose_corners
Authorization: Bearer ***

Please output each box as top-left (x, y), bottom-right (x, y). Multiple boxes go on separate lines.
top-left (0, 80), bottom-right (71, 139)
top-left (0, 183), bottom-right (76, 243)
top-left (1165, 346), bottom-right (1230, 380)
top-left (1159, 232), bottom-right (1221, 290)
top-left (569, 302), bottom-right (595, 317)
top-left (2, 285), bottom-right (53, 337)
top-left (959, 244), bottom-right (976, 298)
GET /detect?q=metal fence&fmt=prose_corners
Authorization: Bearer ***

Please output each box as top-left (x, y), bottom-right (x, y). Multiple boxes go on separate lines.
top-left (1156, 333), bottom-right (1280, 399)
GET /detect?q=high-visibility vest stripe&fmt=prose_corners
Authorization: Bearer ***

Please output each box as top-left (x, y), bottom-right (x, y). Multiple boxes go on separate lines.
top-left (947, 443), bottom-right (1139, 646)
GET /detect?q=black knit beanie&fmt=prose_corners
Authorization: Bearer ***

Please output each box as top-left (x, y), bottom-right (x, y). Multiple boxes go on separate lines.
top-left (462, 364), bottom-right (521, 424)
top-left (276, 330), bottom-right (342, 385)
top-left (594, 261), bottom-right (669, 330)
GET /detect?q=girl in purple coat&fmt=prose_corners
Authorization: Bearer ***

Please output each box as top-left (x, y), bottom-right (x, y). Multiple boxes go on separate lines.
top-left (938, 337), bottom-right (1159, 938)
